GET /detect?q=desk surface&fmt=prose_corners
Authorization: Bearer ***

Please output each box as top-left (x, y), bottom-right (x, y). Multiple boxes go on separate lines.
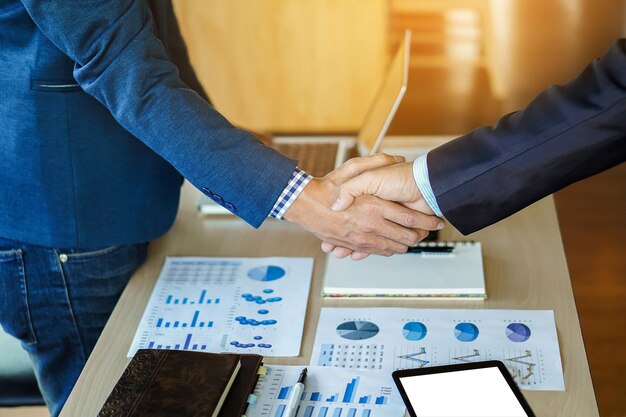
top-left (60, 181), bottom-right (599, 417)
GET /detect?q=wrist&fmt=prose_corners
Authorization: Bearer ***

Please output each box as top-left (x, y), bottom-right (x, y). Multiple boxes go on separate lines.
top-left (283, 178), bottom-right (336, 224)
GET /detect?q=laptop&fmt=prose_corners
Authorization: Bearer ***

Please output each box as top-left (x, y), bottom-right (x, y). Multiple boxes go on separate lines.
top-left (199, 30), bottom-right (411, 214)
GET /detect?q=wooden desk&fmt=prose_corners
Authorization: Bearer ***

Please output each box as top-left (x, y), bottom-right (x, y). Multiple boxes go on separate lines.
top-left (60, 181), bottom-right (599, 417)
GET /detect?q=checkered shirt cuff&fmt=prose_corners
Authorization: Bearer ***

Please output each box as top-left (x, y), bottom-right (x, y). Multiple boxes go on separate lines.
top-left (269, 167), bottom-right (313, 220)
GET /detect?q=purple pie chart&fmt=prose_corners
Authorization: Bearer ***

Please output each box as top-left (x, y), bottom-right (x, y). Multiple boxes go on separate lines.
top-left (506, 323), bottom-right (531, 342)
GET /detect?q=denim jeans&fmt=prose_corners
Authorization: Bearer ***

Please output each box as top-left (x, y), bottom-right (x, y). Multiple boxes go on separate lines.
top-left (0, 237), bottom-right (148, 416)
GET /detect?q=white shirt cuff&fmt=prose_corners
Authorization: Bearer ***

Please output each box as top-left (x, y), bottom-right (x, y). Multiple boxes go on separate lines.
top-left (412, 154), bottom-right (443, 217)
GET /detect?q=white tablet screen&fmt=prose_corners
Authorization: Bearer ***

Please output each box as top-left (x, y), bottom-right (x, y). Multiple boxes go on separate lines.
top-left (398, 367), bottom-right (529, 417)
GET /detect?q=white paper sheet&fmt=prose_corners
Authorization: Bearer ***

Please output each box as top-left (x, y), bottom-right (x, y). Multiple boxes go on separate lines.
top-left (128, 257), bottom-right (313, 357)
top-left (310, 308), bottom-right (565, 391)
top-left (246, 366), bottom-right (406, 417)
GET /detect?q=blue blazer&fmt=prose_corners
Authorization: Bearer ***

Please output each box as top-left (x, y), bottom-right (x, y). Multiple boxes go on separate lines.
top-left (0, 1), bottom-right (296, 248)
top-left (428, 39), bottom-right (626, 234)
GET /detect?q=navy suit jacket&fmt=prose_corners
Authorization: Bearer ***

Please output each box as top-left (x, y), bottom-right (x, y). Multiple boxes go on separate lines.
top-left (0, 1), bottom-right (296, 248)
top-left (428, 39), bottom-right (626, 235)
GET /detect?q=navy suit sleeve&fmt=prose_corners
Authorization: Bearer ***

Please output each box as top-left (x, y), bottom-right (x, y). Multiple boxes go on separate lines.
top-left (20, 0), bottom-right (297, 228)
top-left (428, 39), bottom-right (626, 235)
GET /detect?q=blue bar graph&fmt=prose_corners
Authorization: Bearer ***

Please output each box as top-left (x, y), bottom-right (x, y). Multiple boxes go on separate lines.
top-left (361, 410), bottom-right (371, 417)
top-left (358, 395), bottom-right (370, 404)
top-left (347, 409), bottom-right (356, 417)
top-left (332, 409), bottom-right (342, 417)
top-left (342, 378), bottom-right (359, 403)
top-left (278, 386), bottom-right (292, 400)
top-left (183, 333), bottom-right (192, 350)
top-left (318, 407), bottom-right (328, 417)
top-left (164, 291), bottom-right (220, 305)
top-left (326, 394), bottom-right (338, 402)
top-left (274, 404), bottom-right (286, 417)
top-left (375, 396), bottom-right (387, 405)
top-left (310, 392), bottom-right (321, 401)
top-left (303, 406), bottom-right (314, 417)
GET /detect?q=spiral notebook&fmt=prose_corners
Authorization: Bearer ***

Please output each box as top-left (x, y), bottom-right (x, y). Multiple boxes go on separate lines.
top-left (323, 241), bottom-right (486, 299)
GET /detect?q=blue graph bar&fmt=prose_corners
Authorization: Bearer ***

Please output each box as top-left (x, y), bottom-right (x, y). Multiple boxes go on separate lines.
top-left (156, 318), bottom-right (163, 327)
top-left (165, 322), bottom-right (170, 328)
top-left (361, 410), bottom-right (371, 417)
top-left (174, 299), bottom-right (179, 304)
top-left (174, 344), bottom-right (180, 349)
top-left (184, 333), bottom-right (192, 350)
top-left (310, 392), bottom-right (321, 401)
top-left (375, 396), bottom-right (387, 405)
top-left (148, 341), bottom-right (155, 348)
top-left (199, 290), bottom-right (206, 304)
top-left (332, 409), bottom-right (342, 417)
top-left (347, 409), bottom-right (356, 417)
top-left (342, 378), bottom-right (359, 403)
top-left (182, 297), bottom-right (188, 304)
top-left (156, 344), bottom-right (162, 349)
top-left (215, 298), bottom-right (220, 304)
top-left (174, 321), bottom-right (179, 328)
top-left (192, 344), bottom-right (198, 350)
top-left (318, 407), bottom-right (328, 417)
top-left (358, 395), bottom-right (370, 404)
top-left (191, 311), bottom-right (199, 327)
top-left (182, 323), bottom-right (187, 328)
top-left (274, 404), bottom-right (286, 417)
top-left (208, 321), bottom-right (213, 327)
top-left (166, 295), bottom-right (172, 304)
top-left (199, 322), bottom-right (205, 328)
top-left (326, 394), bottom-right (338, 402)
top-left (201, 344), bottom-right (207, 350)
top-left (278, 386), bottom-right (291, 400)
top-left (303, 406), bottom-right (314, 417)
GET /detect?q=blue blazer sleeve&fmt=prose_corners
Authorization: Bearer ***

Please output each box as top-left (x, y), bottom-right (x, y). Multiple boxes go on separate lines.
top-left (428, 39), bottom-right (626, 235)
top-left (20, 0), bottom-right (297, 228)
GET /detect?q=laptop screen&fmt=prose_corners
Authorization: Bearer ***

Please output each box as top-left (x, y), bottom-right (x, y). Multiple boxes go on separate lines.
top-left (357, 30), bottom-right (410, 155)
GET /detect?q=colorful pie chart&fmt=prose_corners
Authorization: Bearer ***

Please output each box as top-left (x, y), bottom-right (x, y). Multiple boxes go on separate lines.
top-left (247, 265), bottom-right (286, 281)
top-left (506, 323), bottom-right (532, 342)
top-left (336, 321), bottom-right (380, 340)
top-left (402, 322), bottom-right (428, 341)
top-left (454, 323), bottom-right (479, 342)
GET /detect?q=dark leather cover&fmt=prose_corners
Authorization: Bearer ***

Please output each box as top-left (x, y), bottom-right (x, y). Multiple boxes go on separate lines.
top-left (98, 349), bottom-right (240, 417)
top-left (218, 354), bottom-right (264, 417)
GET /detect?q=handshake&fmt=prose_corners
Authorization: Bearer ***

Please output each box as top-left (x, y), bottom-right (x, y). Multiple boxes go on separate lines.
top-left (283, 154), bottom-right (444, 260)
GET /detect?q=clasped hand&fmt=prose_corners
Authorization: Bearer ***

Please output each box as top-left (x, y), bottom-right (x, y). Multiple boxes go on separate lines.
top-left (283, 154), bottom-right (443, 260)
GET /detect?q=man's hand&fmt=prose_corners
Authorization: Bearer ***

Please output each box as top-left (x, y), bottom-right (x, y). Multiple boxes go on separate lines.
top-left (283, 155), bottom-right (443, 256)
top-left (331, 162), bottom-right (434, 214)
top-left (322, 161), bottom-right (443, 260)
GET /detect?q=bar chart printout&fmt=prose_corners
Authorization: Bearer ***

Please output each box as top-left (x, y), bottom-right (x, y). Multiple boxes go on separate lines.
top-left (246, 366), bottom-right (404, 417)
top-left (129, 257), bottom-right (313, 357)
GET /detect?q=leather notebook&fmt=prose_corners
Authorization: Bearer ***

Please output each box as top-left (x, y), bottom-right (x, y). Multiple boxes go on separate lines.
top-left (218, 354), bottom-right (264, 417)
top-left (98, 349), bottom-right (242, 417)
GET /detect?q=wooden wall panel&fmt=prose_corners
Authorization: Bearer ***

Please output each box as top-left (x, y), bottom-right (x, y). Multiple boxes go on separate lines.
top-left (173, 0), bottom-right (389, 132)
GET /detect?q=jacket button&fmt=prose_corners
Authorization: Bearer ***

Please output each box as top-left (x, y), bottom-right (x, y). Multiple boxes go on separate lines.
top-left (224, 202), bottom-right (235, 212)
top-left (213, 194), bottom-right (223, 204)
top-left (201, 187), bottom-right (214, 197)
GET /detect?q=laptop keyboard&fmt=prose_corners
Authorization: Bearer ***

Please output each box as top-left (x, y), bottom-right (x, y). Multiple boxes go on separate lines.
top-left (273, 142), bottom-right (340, 177)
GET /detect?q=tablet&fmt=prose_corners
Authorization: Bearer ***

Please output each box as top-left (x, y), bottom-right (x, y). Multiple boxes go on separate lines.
top-left (392, 361), bottom-right (535, 417)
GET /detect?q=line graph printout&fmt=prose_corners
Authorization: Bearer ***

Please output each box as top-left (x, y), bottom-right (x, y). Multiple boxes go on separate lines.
top-left (311, 308), bottom-right (564, 390)
top-left (246, 366), bottom-right (405, 417)
top-left (129, 257), bottom-right (313, 357)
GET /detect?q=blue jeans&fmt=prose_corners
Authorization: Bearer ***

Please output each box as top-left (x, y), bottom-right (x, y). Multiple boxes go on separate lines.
top-left (0, 237), bottom-right (148, 416)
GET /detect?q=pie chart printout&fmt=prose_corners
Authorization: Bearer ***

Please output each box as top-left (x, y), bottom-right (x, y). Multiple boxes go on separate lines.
top-left (402, 322), bottom-right (428, 341)
top-left (454, 322), bottom-right (480, 342)
top-left (247, 265), bottom-right (286, 282)
top-left (506, 323), bottom-right (532, 342)
top-left (336, 321), bottom-right (380, 340)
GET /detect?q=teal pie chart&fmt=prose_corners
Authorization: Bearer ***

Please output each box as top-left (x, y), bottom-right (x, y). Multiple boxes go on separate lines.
top-left (337, 321), bottom-right (379, 340)
top-left (402, 322), bottom-right (428, 341)
top-left (454, 323), bottom-right (479, 342)
top-left (247, 265), bottom-right (286, 281)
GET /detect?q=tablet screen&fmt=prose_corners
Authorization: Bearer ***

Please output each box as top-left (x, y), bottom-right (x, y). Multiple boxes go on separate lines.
top-left (397, 366), bottom-right (530, 417)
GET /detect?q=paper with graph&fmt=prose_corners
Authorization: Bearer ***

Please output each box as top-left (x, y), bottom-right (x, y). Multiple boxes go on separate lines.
top-left (129, 257), bottom-right (313, 357)
top-left (311, 308), bottom-right (564, 391)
